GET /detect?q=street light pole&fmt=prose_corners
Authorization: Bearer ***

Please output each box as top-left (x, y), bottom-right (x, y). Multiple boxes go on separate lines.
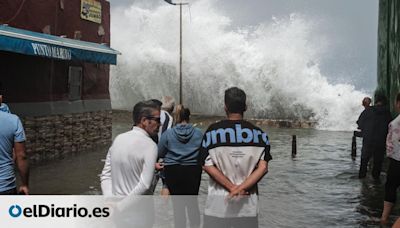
top-left (179, 3), bottom-right (182, 105)
top-left (164, 0), bottom-right (188, 105)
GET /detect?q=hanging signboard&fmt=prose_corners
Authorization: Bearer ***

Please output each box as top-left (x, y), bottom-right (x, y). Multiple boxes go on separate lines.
top-left (80, 0), bottom-right (102, 24)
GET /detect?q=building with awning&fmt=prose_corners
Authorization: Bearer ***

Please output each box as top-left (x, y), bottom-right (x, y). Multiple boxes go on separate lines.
top-left (0, 25), bottom-right (119, 65)
top-left (0, 0), bottom-right (119, 161)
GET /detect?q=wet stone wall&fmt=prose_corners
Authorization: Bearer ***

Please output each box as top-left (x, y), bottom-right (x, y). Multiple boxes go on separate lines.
top-left (251, 119), bottom-right (316, 129)
top-left (21, 111), bottom-right (112, 163)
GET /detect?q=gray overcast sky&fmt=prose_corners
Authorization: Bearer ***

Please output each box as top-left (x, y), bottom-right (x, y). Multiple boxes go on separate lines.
top-left (109, 0), bottom-right (379, 93)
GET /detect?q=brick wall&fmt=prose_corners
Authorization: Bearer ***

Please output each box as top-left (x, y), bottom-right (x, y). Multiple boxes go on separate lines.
top-left (21, 110), bottom-right (112, 163)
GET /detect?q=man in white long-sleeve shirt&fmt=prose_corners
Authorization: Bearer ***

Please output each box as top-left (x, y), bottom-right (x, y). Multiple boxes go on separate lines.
top-left (100, 100), bottom-right (161, 196)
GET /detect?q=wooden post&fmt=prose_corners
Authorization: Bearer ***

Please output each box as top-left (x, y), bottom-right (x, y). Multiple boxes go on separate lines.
top-left (351, 136), bottom-right (357, 159)
top-left (292, 135), bottom-right (297, 158)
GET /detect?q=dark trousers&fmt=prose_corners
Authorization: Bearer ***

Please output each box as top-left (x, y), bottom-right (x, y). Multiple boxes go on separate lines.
top-left (165, 165), bottom-right (201, 195)
top-left (385, 158), bottom-right (400, 203)
top-left (0, 188), bottom-right (17, 195)
top-left (359, 144), bottom-right (385, 179)
top-left (165, 165), bottom-right (202, 228)
top-left (203, 215), bottom-right (259, 228)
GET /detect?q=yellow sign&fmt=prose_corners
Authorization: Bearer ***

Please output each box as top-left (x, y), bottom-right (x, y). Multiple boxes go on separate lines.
top-left (80, 0), bottom-right (102, 24)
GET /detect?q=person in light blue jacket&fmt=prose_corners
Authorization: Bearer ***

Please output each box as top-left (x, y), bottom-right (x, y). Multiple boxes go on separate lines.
top-left (158, 104), bottom-right (203, 228)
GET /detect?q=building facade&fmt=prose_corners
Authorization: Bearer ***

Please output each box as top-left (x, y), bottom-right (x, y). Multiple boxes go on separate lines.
top-left (0, 0), bottom-right (119, 162)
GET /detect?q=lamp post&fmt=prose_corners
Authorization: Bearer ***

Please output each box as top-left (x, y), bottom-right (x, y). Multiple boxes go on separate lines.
top-left (164, 0), bottom-right (188, 105)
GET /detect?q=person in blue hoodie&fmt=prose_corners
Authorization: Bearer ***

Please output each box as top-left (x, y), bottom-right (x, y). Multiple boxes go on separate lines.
top-left (158, 104), bottom-right (203, 228)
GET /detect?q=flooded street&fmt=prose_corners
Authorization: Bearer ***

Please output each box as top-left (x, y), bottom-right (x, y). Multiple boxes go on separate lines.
top-left (29, 111), bottom-right (399, 227)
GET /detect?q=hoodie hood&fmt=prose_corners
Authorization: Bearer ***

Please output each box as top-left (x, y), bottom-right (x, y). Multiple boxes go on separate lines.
top-left (172, 124), bottom-right (195, 143)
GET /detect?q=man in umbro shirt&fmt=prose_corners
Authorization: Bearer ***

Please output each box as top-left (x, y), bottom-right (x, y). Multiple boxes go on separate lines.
top-left (199, 87), bottom-right (272, 228)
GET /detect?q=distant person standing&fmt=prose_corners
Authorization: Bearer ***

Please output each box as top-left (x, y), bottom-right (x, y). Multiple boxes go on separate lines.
top-left (157, 96), bottom-right (175, 196)
top-left (355, 97), bottom-right (372, 137)
top-left (362, 97), bottom-right (372, 109)
top-left (159, 96), bottom-right (175, 139)
top-left (199, 87), bottom-right (272, 228)
top-left (381, 93), bottom-right (400, 225)
top-left (0, 111), bottom-right (29, 194)
top-left (357, 93), bottom-right (392, 179)
top-left (357, 97), bottom-right (372, 126)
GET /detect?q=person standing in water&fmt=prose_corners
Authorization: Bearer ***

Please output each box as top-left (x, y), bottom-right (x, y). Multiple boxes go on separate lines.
top-left (158, 104), bottom-right (203, 228)
top-left (357, 93), bottom-right (392, 179)
top-left (100, 100), bottom-right (161, 196)
top-left (355, 97), bottom-right (372, 138)
top-left (362, 97), bottom-right (372, 109)
top-left (199, 87), bottom-right (272, 228)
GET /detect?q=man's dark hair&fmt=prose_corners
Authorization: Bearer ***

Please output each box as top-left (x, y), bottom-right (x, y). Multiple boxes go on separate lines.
top-left (150, 99), bottom-right (162, 108)
top-left (132, 100), bottom-right (160, 125)
top-left (224, 87), bottom-right (246, 114)
top-left (374, 92), bottom-right (388, 106)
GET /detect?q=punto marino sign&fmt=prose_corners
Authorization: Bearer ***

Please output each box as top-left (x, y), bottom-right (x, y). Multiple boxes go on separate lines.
top-left (0, 25), bottom-right (119, 65)
top-left (31, 43), bottom-right (72, 60)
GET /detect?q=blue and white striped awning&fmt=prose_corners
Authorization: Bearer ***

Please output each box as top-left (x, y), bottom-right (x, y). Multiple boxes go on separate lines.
top-left (0, 25), bottom-right (120, 65)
